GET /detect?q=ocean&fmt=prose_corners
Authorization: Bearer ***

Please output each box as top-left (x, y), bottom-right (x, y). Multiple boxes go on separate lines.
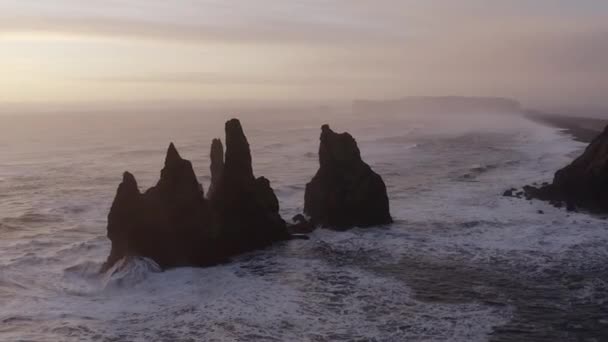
top-left (1, 108), bottom-right (607, 341)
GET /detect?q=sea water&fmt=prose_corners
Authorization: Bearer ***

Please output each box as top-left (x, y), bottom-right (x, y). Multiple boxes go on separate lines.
top-left (0, 108), bottom-right (606, 341)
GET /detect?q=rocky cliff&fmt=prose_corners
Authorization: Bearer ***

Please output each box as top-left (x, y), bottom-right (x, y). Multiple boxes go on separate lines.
top-left (524, 125), bottom-right (608, 212)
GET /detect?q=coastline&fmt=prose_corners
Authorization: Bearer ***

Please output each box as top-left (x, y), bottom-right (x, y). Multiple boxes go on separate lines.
top-left (525, 110), bottom-right (607, 143)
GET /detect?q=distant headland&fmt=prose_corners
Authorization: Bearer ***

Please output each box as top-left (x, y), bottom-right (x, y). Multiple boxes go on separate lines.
top-left (353, 96), bottom-right (523, 115)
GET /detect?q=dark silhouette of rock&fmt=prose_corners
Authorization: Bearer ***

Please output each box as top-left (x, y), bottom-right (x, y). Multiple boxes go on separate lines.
top-left (103, 171), bottom-right (143, 271)
top-left (102, 143), bottom-right (214, 272)
top-left (209, 119), bottom-right (288, 256)
top-left (503, 188), bottom-right (516, 197)
top-left (207, 138), bottom-right (224, 200)
top-left (304, 124), bottom-right (392, 229)
top-left (254, 177), bottom-right (280, 213)
top-left (102, 119), bottom-right (288, 272)
top-left (524, 125), bottom-right (608, 212)
top-left (287, 214), bottom-right (315, 234)
top-left (292, 214), bottom-right (308, 224)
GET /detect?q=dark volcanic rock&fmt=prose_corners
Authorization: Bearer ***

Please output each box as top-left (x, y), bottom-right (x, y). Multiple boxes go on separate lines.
top-left (102, 119), bottom-right (288, 272)
top-left (209, 119), bottom-right (288, 256)
top-left (102, 144), bottom-right (212, 272)
top-left (503, 188), bottom-right (516, 197)
top-left (304, 124), bottom-right (392, 229)
top-left (524, 125), bottom-right (608, 212)
top-left (292, 214), bottom-right (308, 224)
top-left (287, 214), bottom-right (315, 234)
top-left (254, 177), bottom-right (280, 213)
top-left (207, 138), bottom-right (224, 200)
top-left (104, 172), bottom-right (144, 271)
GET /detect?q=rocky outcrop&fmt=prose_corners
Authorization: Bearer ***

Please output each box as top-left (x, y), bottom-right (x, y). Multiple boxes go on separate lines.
top-left (207, 138), bottom-right (224, 200)
top-left (524, 125), bottom-right (608, 212)
top-left (101, 119), bottom-right (288, 272)
top-left (104, 172), bottom-right (144, 271)
top-left (287, 214), bottom-right (315, 234)
top-left (304, 125), bottom-right (392, 229)
top-left (209, 119), bottom-right (288, 256)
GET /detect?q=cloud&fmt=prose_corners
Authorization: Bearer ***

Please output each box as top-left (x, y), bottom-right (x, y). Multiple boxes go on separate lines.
top-left (1, 0), bottom-right (607, 107)
top-left (80, 71), bottom-right (381, 86)
top-left (0, 1), bottom-right (412, 44)
top-left (1, 1), bottom-right (606, 47)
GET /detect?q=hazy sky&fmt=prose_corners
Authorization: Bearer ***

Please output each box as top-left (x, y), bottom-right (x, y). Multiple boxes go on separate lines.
top-left (1, 1), bottom-right (607, 108)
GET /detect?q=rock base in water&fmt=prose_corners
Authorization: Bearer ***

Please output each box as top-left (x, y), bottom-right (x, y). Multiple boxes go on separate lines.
top-left (287, 214), bottom-right (315, 234)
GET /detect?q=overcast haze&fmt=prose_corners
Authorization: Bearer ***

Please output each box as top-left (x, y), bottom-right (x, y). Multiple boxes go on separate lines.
top-left (1, 1), bottom-right (607, 109)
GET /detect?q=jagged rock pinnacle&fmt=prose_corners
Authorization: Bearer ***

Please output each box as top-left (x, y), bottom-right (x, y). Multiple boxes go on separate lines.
top-left (208, 138), bottom-right (224, 200)
top-left (165, 142), bottom-right (182, 166)
top-left (121, 171), bottom-right (138, 191)
top-left (224, 118), bottom-right (253, 182)
top-left (102, 118), bottom-right (288, 272)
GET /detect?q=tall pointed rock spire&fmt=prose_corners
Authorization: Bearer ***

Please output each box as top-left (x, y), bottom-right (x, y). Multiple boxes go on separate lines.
top-left (208, 138), bottom-right (224, 200)
top-left (165, 142), bottom-right (182, 166)
top-left (158, 142), bottom-right (204, 198)
top-left (224, 119), bottom-right (254, 183)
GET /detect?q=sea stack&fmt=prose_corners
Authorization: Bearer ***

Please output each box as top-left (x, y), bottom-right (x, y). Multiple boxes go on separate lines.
top-left (524, 125), bottom-right (608, 212)
top-left (101, 119), bottom-right (289, 272)
top-left (208, 119), bottom-right (288, 256)
top-left (304, 124), bottom-right (392, 229)
top-left (207, 138), bottom-right (224, 200)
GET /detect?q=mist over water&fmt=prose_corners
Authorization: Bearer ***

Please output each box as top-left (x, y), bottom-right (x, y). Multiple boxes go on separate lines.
top-left (1, 109), bottom-right (607, 341)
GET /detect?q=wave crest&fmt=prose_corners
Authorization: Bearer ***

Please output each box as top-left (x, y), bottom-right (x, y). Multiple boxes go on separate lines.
top-left (101, 256), bottom-right (161, 289)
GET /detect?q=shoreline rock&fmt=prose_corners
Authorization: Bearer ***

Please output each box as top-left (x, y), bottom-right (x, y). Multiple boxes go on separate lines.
top-left (287, 214), bottom-right (315, 234)
top-left (521, 125), bottom-right (608, 213)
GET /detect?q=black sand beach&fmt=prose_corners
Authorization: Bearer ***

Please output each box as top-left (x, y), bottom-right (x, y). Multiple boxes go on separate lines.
top-left (525, 111), bottom-right (607, 143)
